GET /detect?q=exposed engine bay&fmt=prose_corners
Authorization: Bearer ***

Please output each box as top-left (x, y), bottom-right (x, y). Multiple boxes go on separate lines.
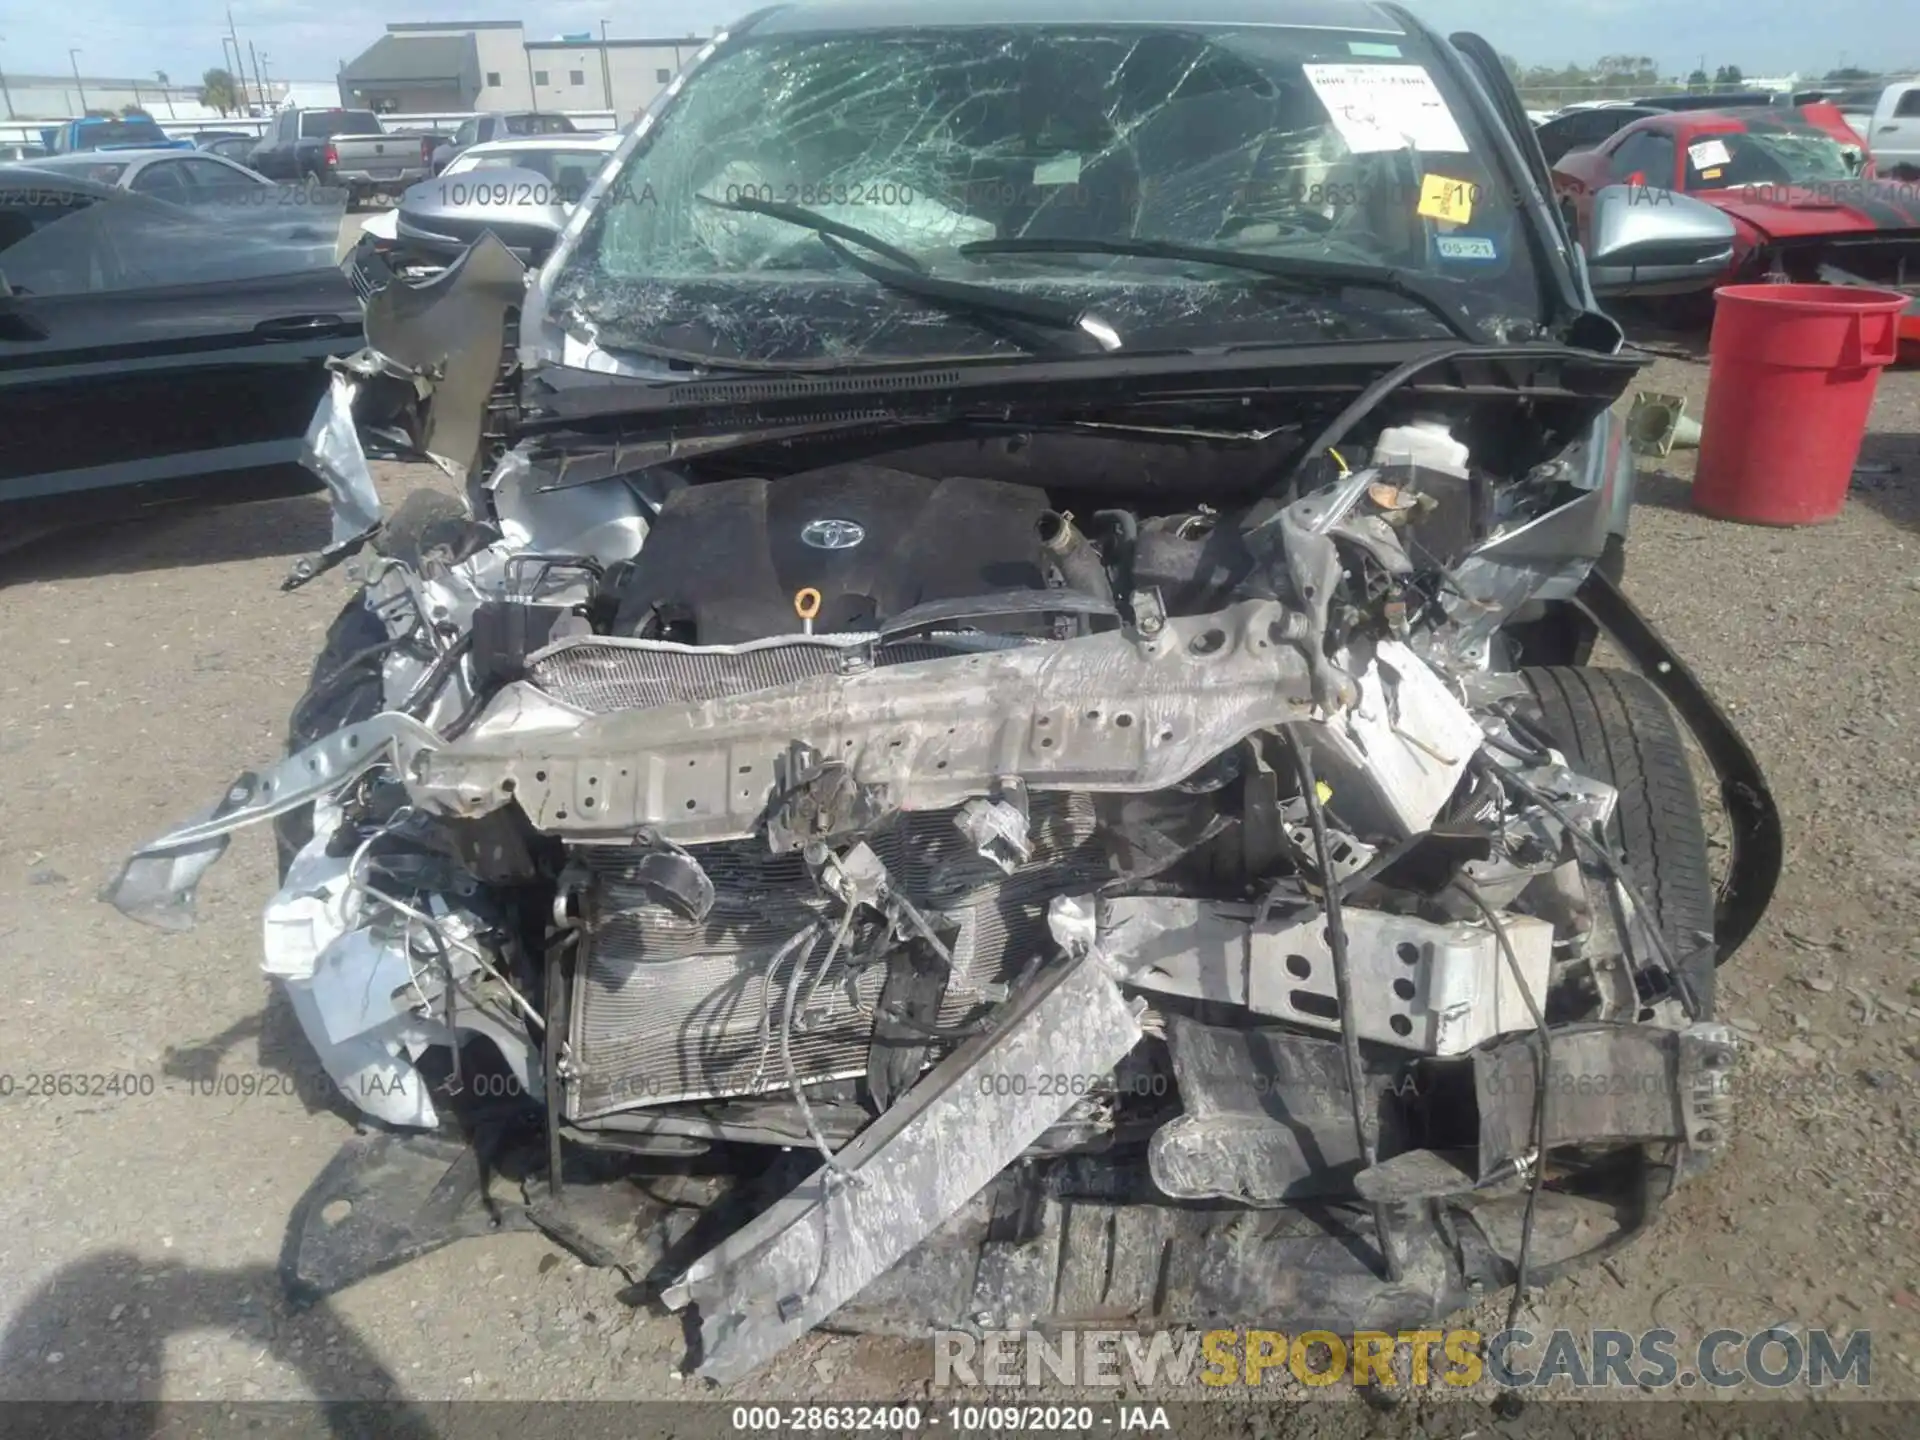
top-left (109, 239), bottom-right (1781, 1384)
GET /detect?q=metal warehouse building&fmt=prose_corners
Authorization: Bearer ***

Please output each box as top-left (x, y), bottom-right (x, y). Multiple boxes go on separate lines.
top-left (337, 20), bottom-right (704, 117)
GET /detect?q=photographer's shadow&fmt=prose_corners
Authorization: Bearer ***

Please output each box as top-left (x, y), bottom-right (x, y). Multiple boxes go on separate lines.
top-left (0, 1250), bottom-right (439, 1439)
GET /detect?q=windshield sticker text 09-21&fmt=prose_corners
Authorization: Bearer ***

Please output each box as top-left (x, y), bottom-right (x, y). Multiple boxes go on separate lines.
top-left (1435, 234), bottom-right (1498, 261)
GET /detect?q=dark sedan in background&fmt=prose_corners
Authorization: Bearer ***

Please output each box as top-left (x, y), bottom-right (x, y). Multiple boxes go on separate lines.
top-left (0, 169), bottom-right (361, 526)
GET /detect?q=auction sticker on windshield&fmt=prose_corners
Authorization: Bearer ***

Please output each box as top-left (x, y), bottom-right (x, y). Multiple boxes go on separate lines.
top-left (1689, 139), bottom-right (1733, 169)
top-left (1303, 64), bottom-right (1470, 155)
top-left (1417, 173), bottom-right (1476, 224)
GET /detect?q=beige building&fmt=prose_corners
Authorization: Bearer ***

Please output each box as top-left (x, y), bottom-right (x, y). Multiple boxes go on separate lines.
top-left (338, 20), bottom-right (703, 117)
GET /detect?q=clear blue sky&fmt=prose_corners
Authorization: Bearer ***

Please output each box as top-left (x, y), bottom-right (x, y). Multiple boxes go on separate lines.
top-left (0, 0), bottom-right (1905, 84)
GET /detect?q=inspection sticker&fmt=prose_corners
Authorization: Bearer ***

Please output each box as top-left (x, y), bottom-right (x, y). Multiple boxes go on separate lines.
top-left (1436, 234), bottom-right (1499, 260)
top-left (1688, 138), bottom-right (1732, 169)
top-left (1418, 173), bottom-right (1477, 224)
top-left (1033, 155), bottom-right (1083, 186)
top-left (1304, 63), bottom-right (1471, 155)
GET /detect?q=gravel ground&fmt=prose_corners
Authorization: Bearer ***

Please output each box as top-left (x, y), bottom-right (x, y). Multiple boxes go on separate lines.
top-left (1, 322), bottom-right (1917, 1426)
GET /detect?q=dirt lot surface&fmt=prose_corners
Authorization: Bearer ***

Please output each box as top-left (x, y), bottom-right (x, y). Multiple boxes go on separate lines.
top-left (2, 329), bottom-right (1917, 1430)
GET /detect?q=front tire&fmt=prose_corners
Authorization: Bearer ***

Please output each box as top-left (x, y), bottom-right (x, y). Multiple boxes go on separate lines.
top-left (1516, 666), bottom-right (1717, 1014)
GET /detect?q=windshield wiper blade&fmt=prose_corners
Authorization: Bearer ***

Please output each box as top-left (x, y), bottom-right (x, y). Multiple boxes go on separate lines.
top-left (696, 193), bottom-right (926, 272)
top-left (693, 194), bottom-right (1121, 353)
top-left (817, 234), bottom-right (1123, 352)
top-left (958, 236), bottom-right (1486, 343)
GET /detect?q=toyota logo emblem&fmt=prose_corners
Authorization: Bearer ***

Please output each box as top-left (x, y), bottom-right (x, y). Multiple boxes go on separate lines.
top-left (800, 518), bottom-right (866, 550)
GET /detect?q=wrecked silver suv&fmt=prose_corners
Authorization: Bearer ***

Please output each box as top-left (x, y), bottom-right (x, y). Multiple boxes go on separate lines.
top-left (112, 1), bottom-right (1778, 1382)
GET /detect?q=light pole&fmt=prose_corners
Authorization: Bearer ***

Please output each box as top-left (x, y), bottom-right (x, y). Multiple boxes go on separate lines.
top-left (248, 39), bottom-right (265, 112)
top-left (156, 70), bottom-right (175, 118)
top-left (222, 35), bottom-right (241, 114)
top-left (227, 8), bottom-right (252, 113)
top-left (259, 53), bottom-right (272, 110)
top-left (70, 47), bottom-right (87, 114)
top-left (0, 35), bottom-right (14, 121)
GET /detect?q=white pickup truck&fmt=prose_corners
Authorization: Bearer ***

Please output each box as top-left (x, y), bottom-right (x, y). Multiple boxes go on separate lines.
top-left (1863, 80), bottom-right (1920, 177)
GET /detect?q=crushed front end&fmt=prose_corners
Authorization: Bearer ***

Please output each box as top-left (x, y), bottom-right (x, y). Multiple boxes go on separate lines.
top-left (110, 245), bottom-right (1779, 1383)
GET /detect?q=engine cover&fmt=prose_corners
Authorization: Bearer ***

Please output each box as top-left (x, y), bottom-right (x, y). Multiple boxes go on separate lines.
top-left (611, 464), bottom-right (1057, 643)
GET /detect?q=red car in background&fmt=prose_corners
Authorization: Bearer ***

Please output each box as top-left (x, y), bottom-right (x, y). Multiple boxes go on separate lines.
top-left (1553, 107), bottom-right (1920, 342)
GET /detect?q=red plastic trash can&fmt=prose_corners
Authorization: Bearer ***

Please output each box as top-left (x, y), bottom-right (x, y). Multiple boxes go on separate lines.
top-left (1691, 284), bottom-right (1908, 526)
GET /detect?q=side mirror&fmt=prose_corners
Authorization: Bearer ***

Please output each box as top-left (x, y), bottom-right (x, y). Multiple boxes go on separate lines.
top-left (1585, 184), bottom-right (1737, 297)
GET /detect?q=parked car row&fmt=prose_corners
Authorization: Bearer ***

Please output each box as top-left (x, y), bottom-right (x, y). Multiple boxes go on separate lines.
top-left (0, 103), bottom-right (633, 529)
top-left (1534, 78), bottom-right (1920, 177)
top-left (1546, 99), bottom-right (1920, 343)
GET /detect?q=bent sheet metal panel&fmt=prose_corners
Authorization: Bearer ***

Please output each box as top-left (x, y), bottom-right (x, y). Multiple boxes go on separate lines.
top-left (408, 599), bottom-right (1318, 843)
top-left (663, 946), bottom-right (1143, 1383)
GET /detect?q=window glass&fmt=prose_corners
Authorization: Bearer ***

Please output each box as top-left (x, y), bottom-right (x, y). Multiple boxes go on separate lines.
top-left (556, 23), bottom-right (1551, 364)
top-left (178, 157), bottom-right (262, 199)
top-left (1683, 128), bottom-right (1854, 190)
top-left (1610, 131), bottom-right (1676, 185)
top-left (129, 163), bottom-right (192, 201)
top-left (1, 184), bottom-right (343, 296)
top-left (300, 111), bottom-right (380, 139)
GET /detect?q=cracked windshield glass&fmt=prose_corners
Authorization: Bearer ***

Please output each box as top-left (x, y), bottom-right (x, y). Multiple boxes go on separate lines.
top-left (550, 21), bottom-right (1547, 365)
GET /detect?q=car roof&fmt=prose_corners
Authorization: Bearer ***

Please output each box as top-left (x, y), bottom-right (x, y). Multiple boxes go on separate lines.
top-left (1636, 92), bottom-right (1781, 111)
top-left (1607, 107), bottom-right (1830, 142)
top-left (0, 166), bottom-right (129, 199)
top-left (462, 134), bottom-right (620, 156)
top-left (21, 149), bottom-right (164, 169)
top-left (747, 0), bottom-right (1405, 35)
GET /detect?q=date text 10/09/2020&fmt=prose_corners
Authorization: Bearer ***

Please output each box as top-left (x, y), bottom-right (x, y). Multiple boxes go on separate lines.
top-left (728, 1405), bottom-right (1173, 1433)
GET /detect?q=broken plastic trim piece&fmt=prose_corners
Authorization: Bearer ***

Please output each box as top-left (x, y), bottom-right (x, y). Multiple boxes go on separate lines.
top-left (100, 772), bottom-right (260, 933)
top-left (284, 368), bottom-right (385, 592)
top-left (362, 231), bottom-right (527, 482)
top-left (107, 714), bottom-right (445, 929)
top-left (663, 947), bottom-right (1142, 1383)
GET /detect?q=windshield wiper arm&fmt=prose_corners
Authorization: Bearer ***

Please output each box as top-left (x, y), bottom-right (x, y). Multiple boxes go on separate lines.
top-left (693, 194), bottom-right (1121, 353)
top-left (817, 234), bottom-right (1123, 352)
top-left (958, 236), bottom-right (1486, 343)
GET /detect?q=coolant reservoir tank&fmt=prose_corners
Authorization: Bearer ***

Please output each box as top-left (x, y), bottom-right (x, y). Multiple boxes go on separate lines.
top-left (1372, 420), bottom-right (1469, 476)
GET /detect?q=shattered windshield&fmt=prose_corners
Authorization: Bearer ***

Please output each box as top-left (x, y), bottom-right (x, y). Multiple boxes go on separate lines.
top-left (1684, 129), bottom-right (1858, 190)
top-left (549, 24), bottom-right (1548, 366)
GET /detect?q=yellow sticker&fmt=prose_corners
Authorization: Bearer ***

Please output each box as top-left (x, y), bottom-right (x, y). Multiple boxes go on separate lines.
top-left (1701, 167), bottom-right (1724, 180)
top-left (1417, 173), bottom-right (1475, 225)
